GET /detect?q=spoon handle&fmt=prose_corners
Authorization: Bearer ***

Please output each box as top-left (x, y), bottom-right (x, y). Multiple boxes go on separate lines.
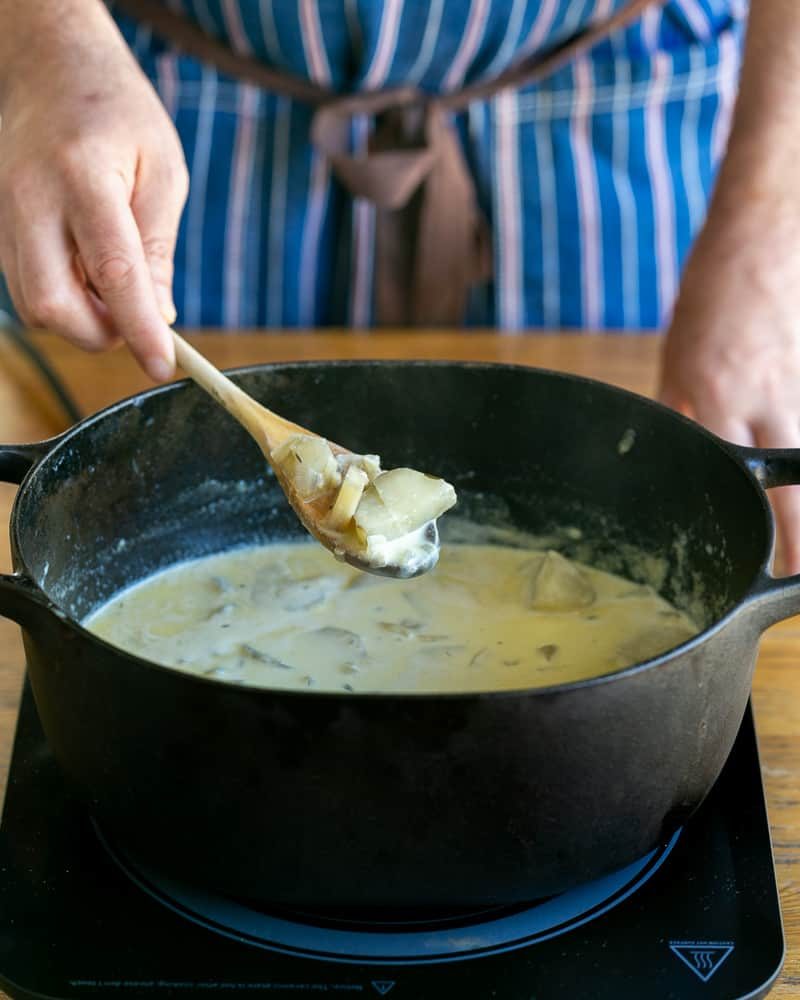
top-left (171, 332), bottom-right (299, 454)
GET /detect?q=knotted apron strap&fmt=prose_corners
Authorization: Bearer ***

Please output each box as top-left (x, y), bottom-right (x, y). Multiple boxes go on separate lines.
top-left (411, 105), bottom-right (493, 326)
top-left (311, 91), bottom-right (489, 325)
top-left (114, 0), bottom-right (665, 326)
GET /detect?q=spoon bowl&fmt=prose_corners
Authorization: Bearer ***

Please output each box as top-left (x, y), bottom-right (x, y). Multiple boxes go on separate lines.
top-left (341, 521), bottom-right (441, 577)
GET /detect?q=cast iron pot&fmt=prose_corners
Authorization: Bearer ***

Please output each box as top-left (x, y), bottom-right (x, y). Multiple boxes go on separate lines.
top-left (0, 362), bottom-right (797, 908)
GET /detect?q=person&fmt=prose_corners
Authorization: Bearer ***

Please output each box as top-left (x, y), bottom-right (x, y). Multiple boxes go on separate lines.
top-left (1, 0), bottom-right (799, 569)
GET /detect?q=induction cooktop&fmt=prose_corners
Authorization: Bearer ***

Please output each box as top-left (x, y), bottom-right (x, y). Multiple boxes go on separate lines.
top-left (0, 678), bottom-right (785, 999)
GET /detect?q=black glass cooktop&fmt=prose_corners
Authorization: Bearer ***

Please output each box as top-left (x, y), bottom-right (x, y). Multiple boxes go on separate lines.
top-left (0, 679), bottom-right (785, 999)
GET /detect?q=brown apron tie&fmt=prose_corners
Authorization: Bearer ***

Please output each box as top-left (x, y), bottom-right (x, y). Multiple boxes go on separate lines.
top-left (114, 0), bottom-right (664, 325)
top-left (310, 89), bottom-right (491, 324)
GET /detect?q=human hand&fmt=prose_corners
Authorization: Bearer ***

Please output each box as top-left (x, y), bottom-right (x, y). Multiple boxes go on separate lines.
top-left (0, 9), bottom-right (188, 380)
top-left (659, 194), bottom-right (800, 575)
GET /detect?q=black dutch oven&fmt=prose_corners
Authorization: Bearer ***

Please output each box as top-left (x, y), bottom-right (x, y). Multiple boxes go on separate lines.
top-left (0, 361), bottom-right (797, 908)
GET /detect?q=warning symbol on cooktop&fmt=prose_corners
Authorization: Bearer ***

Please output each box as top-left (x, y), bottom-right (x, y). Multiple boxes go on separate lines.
top-left (371, 982), bottom-right (396, 996)
top-left (669, 941), bottom-right (735, 982)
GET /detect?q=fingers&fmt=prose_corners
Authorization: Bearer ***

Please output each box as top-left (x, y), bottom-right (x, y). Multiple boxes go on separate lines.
top-left (661, 368), bottom-right (800, 575)
top-left (657, 382), bottom-right (695, 420)
top-left (661, 378), bottom-right (800, 573)
top-left (659, 377), bottom-right (754, 448)
top-left (768, 486), bottom-right (800, 576)
top-left (69, 173), bottom-right (175, 380)
top-left (13, 216), bottom-right (120, 350)
top-left (690, 406), bottom-right (753, 450)
top-left (754, 418), bottom-right (800, 576)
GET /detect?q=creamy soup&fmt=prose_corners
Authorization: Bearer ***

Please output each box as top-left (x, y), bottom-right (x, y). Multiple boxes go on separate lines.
top-left (84, 543), bottom-right (699, 693)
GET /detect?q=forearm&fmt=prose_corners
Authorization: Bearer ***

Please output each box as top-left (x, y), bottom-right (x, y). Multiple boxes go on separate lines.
top-left (662, 6), bottom-right (800, 573)
top-left (0, 0), bottom-right (133, 112)
top-left (0, 0), bottom-right (185, 379)
top-left (707, 1), bottom-right (800, 220)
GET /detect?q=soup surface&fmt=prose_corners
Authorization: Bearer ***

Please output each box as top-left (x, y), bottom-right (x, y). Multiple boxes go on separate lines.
top-left (85, 543), bottom-right (699, 693)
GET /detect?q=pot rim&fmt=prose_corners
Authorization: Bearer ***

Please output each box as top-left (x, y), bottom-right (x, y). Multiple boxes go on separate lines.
top-left (4, 358), bottom-right (777, 701)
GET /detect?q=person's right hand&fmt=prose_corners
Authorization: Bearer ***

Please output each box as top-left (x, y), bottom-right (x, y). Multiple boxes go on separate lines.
top-left (0, 13), bottom-right (188, 380)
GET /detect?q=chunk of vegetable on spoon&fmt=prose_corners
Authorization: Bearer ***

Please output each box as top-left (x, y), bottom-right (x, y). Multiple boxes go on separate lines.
top-left (171, 333), bottom-right (456, 579)
top-left (272, 434), bottom-right (457, 578)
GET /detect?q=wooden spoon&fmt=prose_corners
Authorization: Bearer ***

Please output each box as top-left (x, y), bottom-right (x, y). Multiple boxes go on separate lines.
top-left (171, 332), bottom-right (439, 578)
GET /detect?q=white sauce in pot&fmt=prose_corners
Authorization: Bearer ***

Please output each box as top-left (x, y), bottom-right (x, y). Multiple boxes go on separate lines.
top-left (84, 542), bottom-right (699, 693)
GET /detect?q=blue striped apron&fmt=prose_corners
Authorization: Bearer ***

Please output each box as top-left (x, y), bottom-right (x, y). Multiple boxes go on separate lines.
top-left (0, 1), bottom-right (748, 332)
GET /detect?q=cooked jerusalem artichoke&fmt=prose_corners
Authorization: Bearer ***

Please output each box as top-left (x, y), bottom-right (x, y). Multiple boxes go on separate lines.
top-left (271, 433), bottom-right (457, 576)
top-left (526, 550), bottom-right (596, 611)
top-left (271, 434), bottom-right (342, 501)
top-left (354, 469), bottom-right (458, 542)
top-left (326, 465), bottom-right (369, 530)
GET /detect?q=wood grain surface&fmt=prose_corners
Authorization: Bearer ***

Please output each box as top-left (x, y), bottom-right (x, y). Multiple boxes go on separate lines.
top-left (0, 331), bottom-right (797, 998)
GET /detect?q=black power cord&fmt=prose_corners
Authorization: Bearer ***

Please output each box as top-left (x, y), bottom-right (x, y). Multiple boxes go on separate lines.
top-left (0, 312), bottom-right (83, 426)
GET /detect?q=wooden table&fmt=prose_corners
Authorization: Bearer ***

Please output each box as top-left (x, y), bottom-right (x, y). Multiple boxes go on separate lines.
top-left (0, 331), bottom-right (797, 997)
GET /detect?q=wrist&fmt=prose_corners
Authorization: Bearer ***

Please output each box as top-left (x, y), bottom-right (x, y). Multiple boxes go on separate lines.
top-left (0, 1), bottom-right (130, 114)
top-left (697, 153), bottom-right (800, 275)
top-left (711, 120), bottom-right (800, 221)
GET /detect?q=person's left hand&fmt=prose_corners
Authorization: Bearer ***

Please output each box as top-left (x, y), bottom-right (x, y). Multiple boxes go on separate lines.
top-left (659, 191), bottom-right (800, 576)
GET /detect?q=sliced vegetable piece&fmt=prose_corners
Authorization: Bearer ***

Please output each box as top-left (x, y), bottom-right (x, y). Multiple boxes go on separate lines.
top-left (354, 468), bottom-right (456, 541)
top-left (310, 626), bottom-right (368, 661)
top-left (271, 434), bottom-right (341, 501)
top-left (352, 486), bottom-right (405, 541)
top-left (326, 464), bottom-right (369, 530)
top-left (240, 644), bottom-right (293, 670)
top-left (526, 551), bottom-right (596, 611)
top-left (344, 452), bottom-right (381, 482)
top-left (373, 468), bottom-right (457, 528)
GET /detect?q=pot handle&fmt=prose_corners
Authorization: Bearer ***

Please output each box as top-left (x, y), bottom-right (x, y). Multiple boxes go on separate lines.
top-left (0, 436), bottom-right (64, 485)
top-left (737, 444), bottom-right (800, 628)
top-left (0, 435), bottom-right (69, 627)
top-left (0, 572), bottom-right (56, 629)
